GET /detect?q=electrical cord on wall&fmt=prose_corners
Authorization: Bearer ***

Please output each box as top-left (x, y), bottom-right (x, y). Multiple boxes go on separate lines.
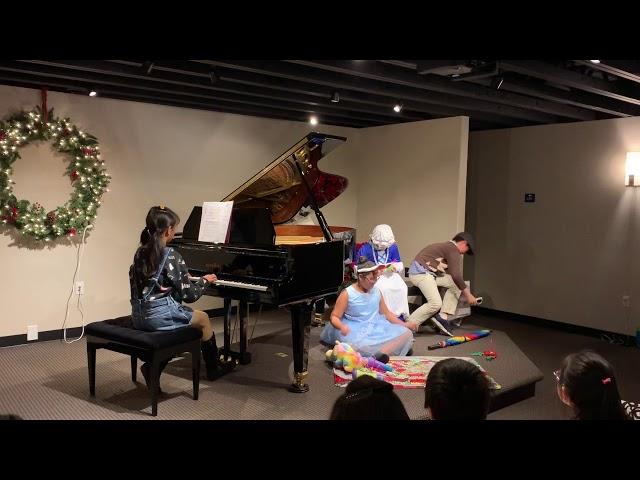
top-left (62, 226), bottom-right (90, 343)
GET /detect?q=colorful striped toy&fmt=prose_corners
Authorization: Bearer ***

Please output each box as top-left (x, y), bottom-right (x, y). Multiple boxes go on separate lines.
top-left (427, 330), bottom-right (491, 350)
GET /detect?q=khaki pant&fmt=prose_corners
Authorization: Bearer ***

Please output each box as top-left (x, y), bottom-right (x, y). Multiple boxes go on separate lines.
top-left (407, 273), bottom-right (461, 326)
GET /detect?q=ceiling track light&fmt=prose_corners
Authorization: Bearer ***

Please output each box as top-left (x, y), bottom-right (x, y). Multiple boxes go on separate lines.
top-left (309, 115), bottom-right (318, 126)
top-left (143, 61), bottom-right (155, 75)
top-left (330, 91), bottom-right (340, 103)
top-left (491, 75), bottom-right (505, 90)
top-left (209, 70), bottom-right (219, 84)
top-left (393, 103), bottom-right (403, 113)
top-left (88, 90), bottom-right (97, 97)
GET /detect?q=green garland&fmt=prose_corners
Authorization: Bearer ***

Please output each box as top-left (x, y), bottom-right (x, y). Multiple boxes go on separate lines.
top-left (0, 106), bottom-right (110, 241)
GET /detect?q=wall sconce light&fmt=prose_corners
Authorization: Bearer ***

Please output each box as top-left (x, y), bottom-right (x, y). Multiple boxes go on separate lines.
top-left (626, 152), bottom-right (640, 186)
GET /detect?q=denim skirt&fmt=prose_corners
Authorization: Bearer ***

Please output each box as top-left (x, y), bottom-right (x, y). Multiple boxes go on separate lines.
top-left (131, 295), bottom-right (194, 331)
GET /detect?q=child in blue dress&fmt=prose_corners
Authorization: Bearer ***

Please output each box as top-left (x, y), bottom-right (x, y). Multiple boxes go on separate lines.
top-left (321, 256), bottom-right (415, 359)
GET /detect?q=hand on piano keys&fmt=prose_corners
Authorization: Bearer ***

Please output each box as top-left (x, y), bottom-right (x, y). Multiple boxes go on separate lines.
top-left (188, 273), bottom-right (218, 283)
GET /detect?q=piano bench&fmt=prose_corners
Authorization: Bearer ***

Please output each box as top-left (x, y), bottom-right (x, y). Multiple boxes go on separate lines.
top-left (85, 316), bottom-right (202, 417)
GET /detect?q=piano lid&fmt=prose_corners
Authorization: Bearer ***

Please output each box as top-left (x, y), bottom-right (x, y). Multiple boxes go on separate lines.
top-left (221, 132), bottom-right (348, 224)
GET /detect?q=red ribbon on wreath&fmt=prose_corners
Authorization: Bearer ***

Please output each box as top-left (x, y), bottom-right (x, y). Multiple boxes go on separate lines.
top-left (2, 207), bottom-right (18, 223)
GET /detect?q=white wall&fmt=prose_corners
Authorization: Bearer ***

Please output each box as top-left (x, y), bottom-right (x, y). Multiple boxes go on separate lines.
top-left (0, 84), bottom-right (469, 340)
top-left (354, 117), bottom-right (469, 261)
top-left (0, 85), bottom-right (356, 338)
top-left (466, 117), bottom-right (640, 335)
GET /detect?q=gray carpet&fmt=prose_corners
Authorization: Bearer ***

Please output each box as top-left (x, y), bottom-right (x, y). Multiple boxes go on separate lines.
top-left (0, 309), bottom-right (638, 420)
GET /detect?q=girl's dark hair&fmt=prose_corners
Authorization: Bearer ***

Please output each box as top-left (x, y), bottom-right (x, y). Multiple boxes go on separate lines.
top-left (425, 358), bottom-right (490, 420)
top-left (330, 375), bottom-right (409, 420)
top-left (559, 350), bottom-right (629, 420)
top-left (138, 205), bottom-right (180, 278)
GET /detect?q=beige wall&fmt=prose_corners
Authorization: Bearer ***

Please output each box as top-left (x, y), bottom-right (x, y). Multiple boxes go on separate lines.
top-left (0, 84), bottom-right (469, 339)
top-left (355, 117), bottom-right (470, 261)
top-left (467, 117), bottom-right (640, 335)
top-left (0, 85), bottom-right (357, 338)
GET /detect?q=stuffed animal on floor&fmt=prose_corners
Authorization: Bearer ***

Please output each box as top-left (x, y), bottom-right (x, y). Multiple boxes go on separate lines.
top-left (326, 341), bottom-right (393, 374)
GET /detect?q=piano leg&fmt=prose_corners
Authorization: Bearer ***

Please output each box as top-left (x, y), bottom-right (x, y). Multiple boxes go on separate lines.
top-left (221, 298), bottom-right (252, 365)
top-left (238, 300), bottom-right (251, 365)
top-left (289, 302), bottom-right (312, 393)
top-left (222, 298), bottom-right (233, 362)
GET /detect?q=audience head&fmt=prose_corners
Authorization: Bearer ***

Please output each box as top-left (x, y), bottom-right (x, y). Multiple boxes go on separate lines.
top-left (556, 350), bottom-right (629, 420)
top-left (425, 358), bottom-right (490, 420)
top-left (370, 224), bottom-right (395, 251)
top-left (330, 375), bottom-right (409, 420)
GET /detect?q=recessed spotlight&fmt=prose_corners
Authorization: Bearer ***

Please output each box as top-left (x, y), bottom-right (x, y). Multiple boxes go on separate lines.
top-left (393, 103), bottom-right (403, 113)
top-left (330, 91), bottom-right (340, 103)
top-left (309, 115), bottom-right (318, 126)
top-left (89, 90), bottom-right (97, 97)
top-left (590, 60), bottom-right (601, 64)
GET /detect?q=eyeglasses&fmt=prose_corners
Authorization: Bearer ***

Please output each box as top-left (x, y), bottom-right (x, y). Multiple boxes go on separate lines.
top-left (553, 370), bottom-right (561, 382)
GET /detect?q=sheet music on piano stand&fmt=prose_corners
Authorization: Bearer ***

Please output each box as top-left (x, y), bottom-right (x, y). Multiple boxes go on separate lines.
top-left (197, 201), bottom-right (234, 243)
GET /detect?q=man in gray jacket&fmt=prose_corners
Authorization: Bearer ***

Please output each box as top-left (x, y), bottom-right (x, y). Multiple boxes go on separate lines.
top-left (406, 232), bottom-right (478, 336)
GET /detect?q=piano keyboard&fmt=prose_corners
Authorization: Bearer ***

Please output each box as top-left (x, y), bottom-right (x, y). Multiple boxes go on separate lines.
top-left (213, 279), bottom-right (269, 292)
top-left (192, 276), bottom-right (269, 292)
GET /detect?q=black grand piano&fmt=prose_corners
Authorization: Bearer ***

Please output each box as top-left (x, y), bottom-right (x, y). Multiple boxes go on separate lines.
top-left (169, 133), bottom-right (355, 392)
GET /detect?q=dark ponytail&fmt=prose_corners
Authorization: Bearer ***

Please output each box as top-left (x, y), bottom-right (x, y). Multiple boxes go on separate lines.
top-left (558, 350), bottom-right (629, 420)
top-left (138, 205), bottom-right (180, 278)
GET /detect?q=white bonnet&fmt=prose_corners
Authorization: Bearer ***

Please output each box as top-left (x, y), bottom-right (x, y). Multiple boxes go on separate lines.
top-left (369, 224), bottom-right (395, 250)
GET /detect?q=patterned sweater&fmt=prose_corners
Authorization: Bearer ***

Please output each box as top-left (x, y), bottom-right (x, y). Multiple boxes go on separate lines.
top-left (129, 247), bottom-right (209, 303)
top-left (413, 241), bottom-right (467, 291)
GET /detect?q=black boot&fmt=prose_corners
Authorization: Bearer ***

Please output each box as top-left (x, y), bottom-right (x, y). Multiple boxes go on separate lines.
top-left (201, 338), bottom-right (235, 381)
top-left (140, 358), bottom-right (171, 393)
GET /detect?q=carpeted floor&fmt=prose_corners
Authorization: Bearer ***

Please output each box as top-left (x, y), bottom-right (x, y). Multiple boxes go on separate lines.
top-left (0, 309), bottom-right (638, 420)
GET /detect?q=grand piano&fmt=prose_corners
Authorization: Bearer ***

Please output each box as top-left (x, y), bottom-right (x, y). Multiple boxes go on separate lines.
top-left (169, 132), bottom-right (355, 392)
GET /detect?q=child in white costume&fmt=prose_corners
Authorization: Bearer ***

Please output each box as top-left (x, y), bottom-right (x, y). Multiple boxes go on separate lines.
top-left (355, 224), bottom-right (410, 320)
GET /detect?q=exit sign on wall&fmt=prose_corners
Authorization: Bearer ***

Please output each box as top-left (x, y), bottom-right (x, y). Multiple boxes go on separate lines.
top-left (524, 193), bottom-right (535, 203)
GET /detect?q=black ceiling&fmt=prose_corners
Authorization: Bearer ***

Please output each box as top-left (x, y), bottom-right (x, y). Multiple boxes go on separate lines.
top-left (1, 60), bottom-right (639, 131)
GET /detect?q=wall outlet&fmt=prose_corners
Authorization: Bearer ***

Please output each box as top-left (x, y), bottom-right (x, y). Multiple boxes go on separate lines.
top-left (27, 325), bottom-right (38, 341)
top-left (622, 295), bottom-right (631, 308)
top-left (75, 281), bottom-right (85, 295)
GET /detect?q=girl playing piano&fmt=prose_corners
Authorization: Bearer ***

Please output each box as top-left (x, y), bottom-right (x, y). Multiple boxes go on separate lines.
top-left (129, 205), bottom-right (233, 389)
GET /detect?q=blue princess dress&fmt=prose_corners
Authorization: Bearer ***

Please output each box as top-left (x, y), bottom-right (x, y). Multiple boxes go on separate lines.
top-left (320, 285), bottom-right (413, 357)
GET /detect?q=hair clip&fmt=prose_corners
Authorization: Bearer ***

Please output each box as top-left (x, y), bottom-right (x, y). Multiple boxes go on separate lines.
top-left (602, 377), bottom-right (612, 385)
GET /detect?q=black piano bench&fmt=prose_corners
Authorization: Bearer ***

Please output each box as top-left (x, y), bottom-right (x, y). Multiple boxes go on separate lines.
top-left (85, 316), bottom-right (202, 417)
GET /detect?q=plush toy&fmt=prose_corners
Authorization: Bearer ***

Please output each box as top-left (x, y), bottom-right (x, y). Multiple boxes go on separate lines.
top-left (326, 341), bottom-right (393, 373)
top-left (352, 368), bottom-right (385, 381)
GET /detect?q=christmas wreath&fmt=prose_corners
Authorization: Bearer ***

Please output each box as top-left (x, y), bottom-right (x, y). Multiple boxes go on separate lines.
top-left (0, 106), bottom-right (110, 240)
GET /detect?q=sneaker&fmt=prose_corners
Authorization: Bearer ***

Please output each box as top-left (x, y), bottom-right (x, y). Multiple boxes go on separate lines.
top-left (430, 315), bottom-right (454, 337)
top-left (451, 317), bottom-right (463, 327)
